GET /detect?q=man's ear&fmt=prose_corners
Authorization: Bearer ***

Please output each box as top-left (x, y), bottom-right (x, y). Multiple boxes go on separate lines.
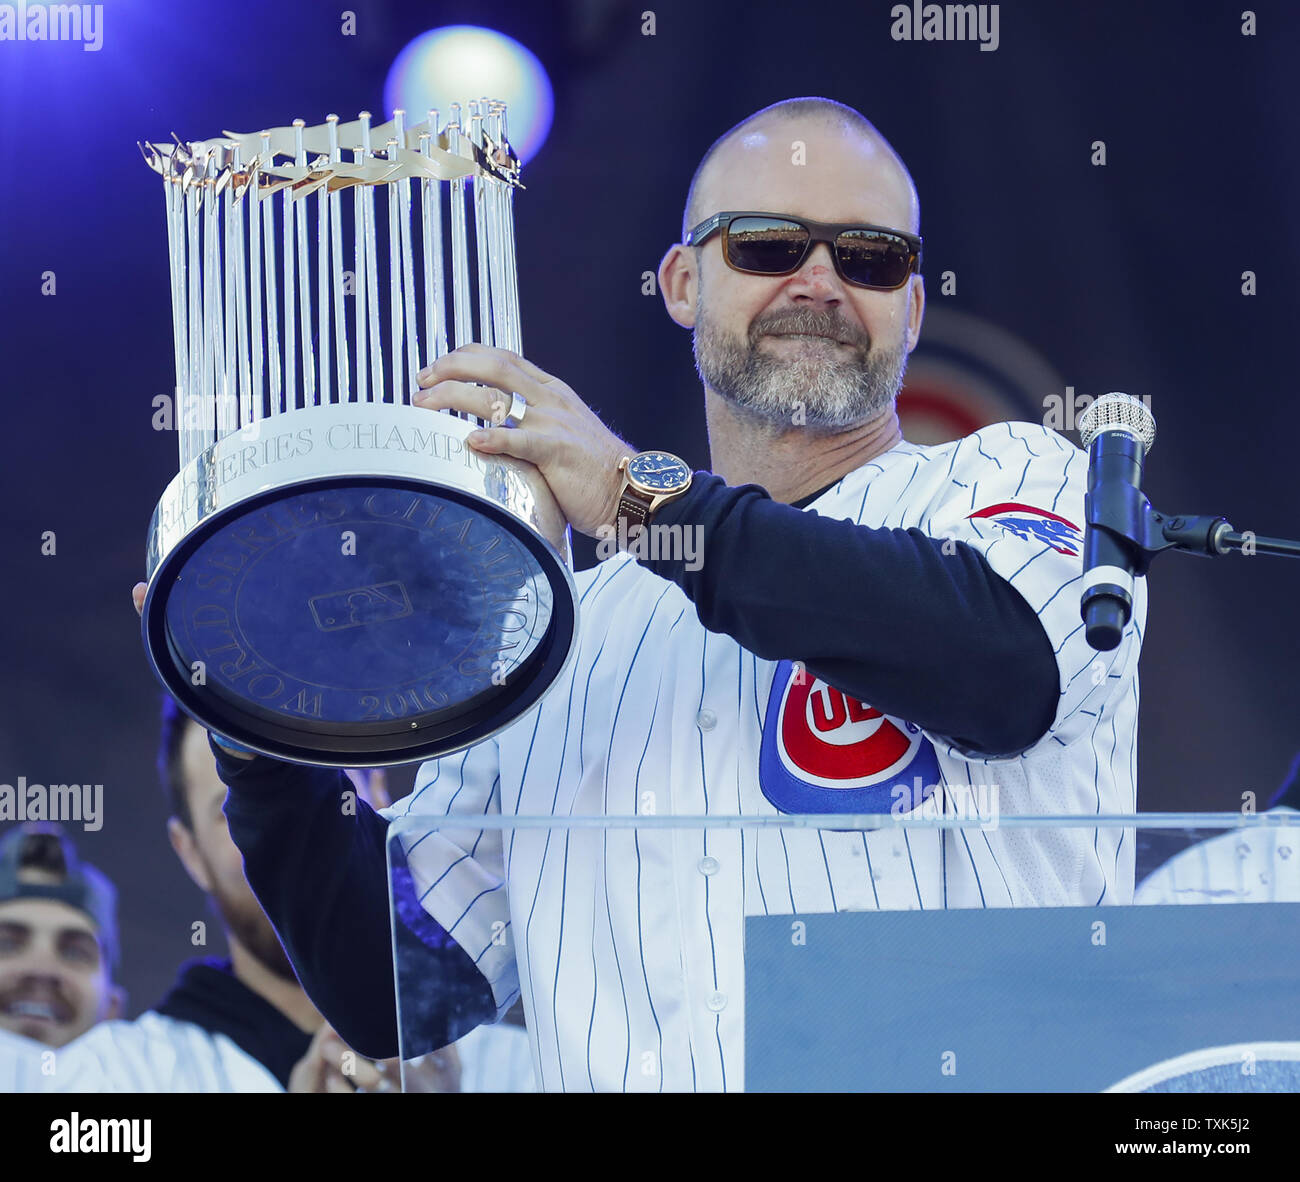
top-left (658, 243), bottom-right (698, 329)
top-left (905, 273), bottom-right (926, 353)
top-left (167, 816), bottom-right (213, 895)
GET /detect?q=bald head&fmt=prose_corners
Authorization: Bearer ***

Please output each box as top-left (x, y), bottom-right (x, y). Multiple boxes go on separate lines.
top-left (681, 97), bottom-right (920, 241)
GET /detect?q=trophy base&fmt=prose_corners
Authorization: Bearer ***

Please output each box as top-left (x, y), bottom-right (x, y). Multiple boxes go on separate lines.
top-left (143, 407), bottom-right (577, 767)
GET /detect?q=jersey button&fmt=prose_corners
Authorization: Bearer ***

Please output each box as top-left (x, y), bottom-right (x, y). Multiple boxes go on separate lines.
top-left (698, 856), bottom-right (719, 876)
top-left (696, 708), bottom-right (717, 731)
top-left (706, 991), bottom-right (728, 1012)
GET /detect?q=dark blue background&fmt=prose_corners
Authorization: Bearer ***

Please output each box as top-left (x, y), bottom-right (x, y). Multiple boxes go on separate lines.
top-left (1, 0), bottom-right (1297, 1014)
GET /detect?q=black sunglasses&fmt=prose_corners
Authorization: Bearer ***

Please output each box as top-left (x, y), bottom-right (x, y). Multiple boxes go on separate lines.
top-left (685, 211), bottom-right (922, 291)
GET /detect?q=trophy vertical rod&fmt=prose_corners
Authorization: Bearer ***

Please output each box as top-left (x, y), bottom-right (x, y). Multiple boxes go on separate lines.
top-left (222, 156), bottom-right (239, 436)
top-left (469, 105), bottom-right (494, 349)
top-left (421, 112), bottom-right (447, 364)
top-left (203, 156), bottom-right (227, 439)
top-left (202, 159), bottom-right (217, 434)
top-left (385, 136), bottom-right (403, 401)
top-left (260, 132), bottom-right (283, 417)
top-left (185, 179), bottom-right (206, 461)
top-left (352, 136), bottom-right (368, 403)
top-left (394, 113), bottom-right (421, 404)
top-left (317, 133), bottom-right (331, 405)
top-left (481, 108), bottom-right (511, 354)
top-left (418, 129), bottom-right (436, 370)
top-left (327, 115), bottom-right (350, 403)
top-left (281, 142), bottom-right (297, 410)
top-left (446, 113), bottom-right (473, 421)
top-left (161, 167), bottom-right (189, 468)
top-left (293, 120), bottom-right (316, 408)
top-left (359, 111), bottom-right (384, 403)
top-left (431, 152), bottom-right (448, 362)
top-left (501, 182), bottom-right (521, 353)
top-left (161, 170), bottom-right (183, 459)
top-left (230, 145), bottom-right (253, 430)
top-left (496, 104), bottom-right (523, 355)
top-left (400, 196), bottom-right (421, 401)
top-left (478, 122), bottom-right (502, 353)
top-left (447, 113), bottom-right (472, 349)
top-left (247, 154), bottom-right (264, 423)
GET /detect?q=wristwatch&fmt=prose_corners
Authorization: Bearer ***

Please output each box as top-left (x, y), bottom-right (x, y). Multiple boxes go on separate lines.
top-left (613, 450), bottom-right (693, 538)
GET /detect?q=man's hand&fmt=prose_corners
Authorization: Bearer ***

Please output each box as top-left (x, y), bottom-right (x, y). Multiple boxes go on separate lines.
top-left (400, 1046), bottom-right (463, 1094)
top-left (288, 1024), bottom-right (461, 1093)
top-left (289, 1025), bottom-right (379, 1093)
top-left (413, 343), bottom-right (635, 538)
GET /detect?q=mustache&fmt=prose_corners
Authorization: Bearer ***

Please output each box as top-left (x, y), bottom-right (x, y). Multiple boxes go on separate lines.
top-left (749, 309), bottom-right (871, 351)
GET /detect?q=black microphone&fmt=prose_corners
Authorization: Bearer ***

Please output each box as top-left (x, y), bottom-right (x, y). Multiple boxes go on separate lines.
top-left (1078, 393), bottom-right (1157, 652)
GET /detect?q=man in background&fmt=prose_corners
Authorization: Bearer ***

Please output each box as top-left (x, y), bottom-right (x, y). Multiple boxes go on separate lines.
top-left (1135, 752), bottom-right (1300, 905)
top-left (0, 823), bottom-right (124, 1050)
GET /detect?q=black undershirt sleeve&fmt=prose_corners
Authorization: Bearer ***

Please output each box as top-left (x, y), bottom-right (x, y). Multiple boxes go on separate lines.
top-left (639, 471), bottom-right (1060, 757)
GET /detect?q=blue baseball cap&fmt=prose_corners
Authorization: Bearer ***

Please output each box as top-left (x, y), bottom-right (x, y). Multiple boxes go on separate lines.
top-left (0, 824), bottom-right (120, 975)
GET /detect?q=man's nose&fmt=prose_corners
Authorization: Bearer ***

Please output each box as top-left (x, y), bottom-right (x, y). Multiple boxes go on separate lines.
top-left (10, 939), bottom-right (65, 978)
top-left (785, 241), bottom-right (844, 303)
top-left (18, 972), bottom-right (67, 995)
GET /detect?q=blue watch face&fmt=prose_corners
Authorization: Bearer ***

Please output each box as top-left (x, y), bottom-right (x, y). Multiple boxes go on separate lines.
top-left (628, 451), bottom-right (690, 492)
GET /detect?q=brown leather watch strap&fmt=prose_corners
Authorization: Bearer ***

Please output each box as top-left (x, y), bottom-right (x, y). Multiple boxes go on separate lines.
top-left (616, 491), bottom-right (651, 533)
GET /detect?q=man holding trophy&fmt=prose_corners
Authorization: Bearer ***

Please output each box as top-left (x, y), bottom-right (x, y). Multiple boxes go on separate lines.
top-left (133, 95), bottom-right (1143, 1091)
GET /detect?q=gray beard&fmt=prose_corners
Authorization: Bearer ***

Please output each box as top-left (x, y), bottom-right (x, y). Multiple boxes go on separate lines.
top-left (693, 301), bottom-right (909, 430)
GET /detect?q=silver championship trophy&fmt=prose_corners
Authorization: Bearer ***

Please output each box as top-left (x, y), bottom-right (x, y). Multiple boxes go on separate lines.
top-left (139, 103), bottom-right (577, 766)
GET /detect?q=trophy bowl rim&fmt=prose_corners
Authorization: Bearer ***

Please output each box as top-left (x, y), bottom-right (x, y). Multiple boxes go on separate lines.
top-left (141, 471), bottom-right (579, 768)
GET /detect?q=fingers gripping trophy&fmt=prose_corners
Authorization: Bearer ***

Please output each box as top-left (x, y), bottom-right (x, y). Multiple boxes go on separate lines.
top-left (138, 102), bottom-right (577, 767)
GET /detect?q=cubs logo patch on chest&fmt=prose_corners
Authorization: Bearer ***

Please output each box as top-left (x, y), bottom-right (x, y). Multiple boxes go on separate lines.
top-left (758, 659), bottom-right (941, 814)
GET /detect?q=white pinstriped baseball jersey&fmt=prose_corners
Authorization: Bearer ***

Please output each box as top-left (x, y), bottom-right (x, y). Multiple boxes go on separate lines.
top-left (45, 1013), bottom-right (283, 1092)
top-left (0, 1026), bottom-right (44, 1092)
top-left (384, 421), bottom-right (1146, 1092)
top-left (1134, 809), bottom-right (1300, 905)
top-left (40, 1012), bottom-right (534, 1092)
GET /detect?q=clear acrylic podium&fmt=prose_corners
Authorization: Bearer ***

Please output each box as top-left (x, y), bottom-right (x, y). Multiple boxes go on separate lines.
top-left (385, 812), bottom-right (1300, 1092)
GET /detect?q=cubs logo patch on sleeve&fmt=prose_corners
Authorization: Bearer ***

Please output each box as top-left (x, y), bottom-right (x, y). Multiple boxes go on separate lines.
top-left (759, 659), bottom-right (941, 814)
top-left (966, 501), bottom-right (1082, 556)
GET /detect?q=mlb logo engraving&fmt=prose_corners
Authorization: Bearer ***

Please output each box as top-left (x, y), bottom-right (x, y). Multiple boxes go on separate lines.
top-left (309, 581), bottom-right (414, 631)
top-left (759, 660), bottom-right (940, 814)
top-left (967, 501), bottom-right (1082, 556)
